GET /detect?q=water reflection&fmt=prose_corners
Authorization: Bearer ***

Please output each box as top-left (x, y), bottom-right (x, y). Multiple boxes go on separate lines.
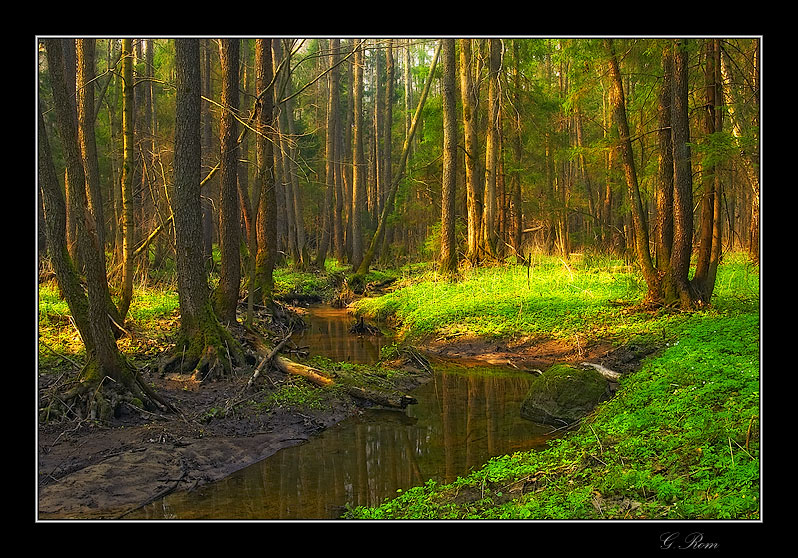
top-left (131, 365), bottom-right (554, 520)
top-left (293, 306), bottom-right (391, 364)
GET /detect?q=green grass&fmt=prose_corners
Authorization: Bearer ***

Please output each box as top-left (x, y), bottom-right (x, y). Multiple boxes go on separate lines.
top-left (354, 254), bottom-right (649, 344)
top-left (37, 279), bottom-right (180, 367)
top-left (344, 253), bottom-right (760, 520)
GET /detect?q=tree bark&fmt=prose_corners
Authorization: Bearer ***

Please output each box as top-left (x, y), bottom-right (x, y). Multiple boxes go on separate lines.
top-left (43, 38), bottom-right (165, 419)
top-left (439, 38), bottom-right (458, 274)
top-left (656, 43), bottom-right (674, 276)
top-left (350, 40), bottom-right (366, 271)
top-left (164, 38), bottom-right (244, 381)
top-left (253, 38), bottom-right (278, 309)
top-left (605, 39), bottom-right (658, 300)
top-left (482, 38), bottom-right (501, 258)
top-left (214, 38), bottom-right (241, 324)
top-left (460, 39), bottom-right (481, 264)
top-left (691, 38), bottom-right (723, 304)
top-left (118, 38), bottom-right (135, 319)
top-left (669, 39), bottom-right (695, 309)
top-left (315, 38), bottom-right (340, 269)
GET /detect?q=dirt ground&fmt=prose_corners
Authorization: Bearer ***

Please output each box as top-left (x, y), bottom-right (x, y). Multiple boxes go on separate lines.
top-left (36, 331), bottom-right (654, 521)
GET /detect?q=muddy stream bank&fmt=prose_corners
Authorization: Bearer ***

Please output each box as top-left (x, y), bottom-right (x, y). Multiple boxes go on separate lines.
top-left (37, 304), bottom-right (635, 520)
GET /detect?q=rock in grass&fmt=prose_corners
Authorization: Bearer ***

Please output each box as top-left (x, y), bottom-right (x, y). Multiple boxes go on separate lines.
top-left (520, 364), bottom-right (611, 426)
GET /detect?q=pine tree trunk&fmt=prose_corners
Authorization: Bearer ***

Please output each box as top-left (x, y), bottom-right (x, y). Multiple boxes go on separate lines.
top-left (119, 38), bottom-right (135, 319)
top-left (605, 39), bottom-right (658, 299)
top-left (460, 39), bottom-right (481, 264)
top-left (315, 39), bottom-right (340, 268)
top-left (43, 39), bottom-right (165, 419)
top-left (691, 38), bottom-right (724, 304)
top-left (350, 40), bottom-right (365, 271)
top-left (253, 38), bottom-right (278, 309)
top-left (656, 43), bottom-right (674, 278)
top-left (483, 38), bottom-right (501, 258)
top-left (214, 38), bottom-right (241, 324)
top-left (439, 38), bottom-right (458, 274)
top-left (165, 38), bottom-right (244, 381)
top-left (669, 39), bottom-right (695, 309)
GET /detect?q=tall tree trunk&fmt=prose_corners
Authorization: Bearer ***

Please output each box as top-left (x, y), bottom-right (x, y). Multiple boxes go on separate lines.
top-left (201, 40), bottom-right (215, 270)
top-left (383, 39), bottom-right (394, 216)
top-left (315, 38), bottom-right (340, 269)
top-left (440, 38), bottom-right (458, 274)
top-left (605, 39), bottom-right (658, 299)
top-left (350, 40), bottom-right (366, 271)
top-left (691, 38), bottom-right (724, 305)
top-left (511, 40), bottom-right (524, 259)
top-left (39, 107), bottom-right (94, 355)
top-left (118, 38), bottom-right (135, 319)
top-left (669, 39), bottom-right (695, 309)
top-left (460, 38), bottom-right (481, 264)
top-left (61, 39), bottom-right (80, 268)
top-left (253, 38), bottom-right (278, 309)
top-left (483, 38), bottom-right (501, 258)
top-left (43, 39), bottom-right (165, 419)
top-left (163, 38), bottom-right (244, 381)
top-left (76, 39), bottom-right (105, 256)
top-left (656, 43), bottom-right (674, 278)
top-left (214, 38), bottom-right (241, 324)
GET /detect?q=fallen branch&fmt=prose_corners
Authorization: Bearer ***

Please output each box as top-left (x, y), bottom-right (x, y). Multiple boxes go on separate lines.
top-left (272, 355), bottom-right (335, 387)
top-left (247, 335), bottom-right (292, 389)
top-left (580, 362), bottom-right (621, 381)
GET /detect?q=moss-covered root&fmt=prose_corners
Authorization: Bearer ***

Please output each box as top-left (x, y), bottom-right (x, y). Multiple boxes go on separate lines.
top-left (158, 320), bottom-right (246, 383)
top-left (40, 356), bottom-right (173, 423)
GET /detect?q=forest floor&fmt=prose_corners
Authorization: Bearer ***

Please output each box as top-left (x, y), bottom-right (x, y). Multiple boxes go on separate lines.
top-left (36, 338), bottom-right (431, 520)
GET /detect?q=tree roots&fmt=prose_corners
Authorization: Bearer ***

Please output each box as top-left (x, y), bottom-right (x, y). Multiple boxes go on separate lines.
top-left (39, 357), bottom-right (175, 424)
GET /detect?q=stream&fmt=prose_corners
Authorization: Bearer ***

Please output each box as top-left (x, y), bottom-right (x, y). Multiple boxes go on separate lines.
top-left (130, 305), bottom-right (556, 520)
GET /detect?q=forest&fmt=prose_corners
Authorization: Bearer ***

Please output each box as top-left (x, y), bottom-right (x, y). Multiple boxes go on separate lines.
top-left (37, 36), bottom-right (761, 523)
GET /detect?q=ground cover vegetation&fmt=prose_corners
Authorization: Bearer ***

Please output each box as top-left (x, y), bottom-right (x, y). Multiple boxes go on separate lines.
top-left (346, 253), bottom-right (760, 519)
top-left (37, 36), bottom-right (760, 520)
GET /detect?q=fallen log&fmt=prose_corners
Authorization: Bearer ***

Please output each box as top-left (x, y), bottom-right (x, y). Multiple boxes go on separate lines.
top-left (273, 355), bottom-right (334, 387)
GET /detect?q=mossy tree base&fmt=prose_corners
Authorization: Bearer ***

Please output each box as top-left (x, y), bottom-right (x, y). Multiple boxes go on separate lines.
top-left (158, 307), bottom-right (247, 383)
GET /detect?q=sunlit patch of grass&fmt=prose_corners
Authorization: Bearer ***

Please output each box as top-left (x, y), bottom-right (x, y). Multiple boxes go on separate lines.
top-left (37, 280), bottom-right (181, 367)
top-left (353, 254), bottom-right (648, 344)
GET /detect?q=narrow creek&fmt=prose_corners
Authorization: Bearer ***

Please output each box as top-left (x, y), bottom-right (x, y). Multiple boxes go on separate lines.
top-left (131, 305), bottom-right (557, 520)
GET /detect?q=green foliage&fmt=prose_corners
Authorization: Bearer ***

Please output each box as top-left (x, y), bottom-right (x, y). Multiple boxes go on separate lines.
top-left (257, 379), bottom-right (330, 411)
top-left (353, 253), bottom-right (648, 343)
top-left (345, 254), bottom-right (760, 520)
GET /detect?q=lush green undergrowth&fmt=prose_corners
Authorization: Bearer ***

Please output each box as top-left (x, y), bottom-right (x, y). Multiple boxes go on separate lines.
top-left (344, 253), bottom-right (760, 520)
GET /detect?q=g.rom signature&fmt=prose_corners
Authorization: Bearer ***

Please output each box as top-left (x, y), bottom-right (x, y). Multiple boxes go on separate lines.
top-left (660, 532), bottom-right (720, 550)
